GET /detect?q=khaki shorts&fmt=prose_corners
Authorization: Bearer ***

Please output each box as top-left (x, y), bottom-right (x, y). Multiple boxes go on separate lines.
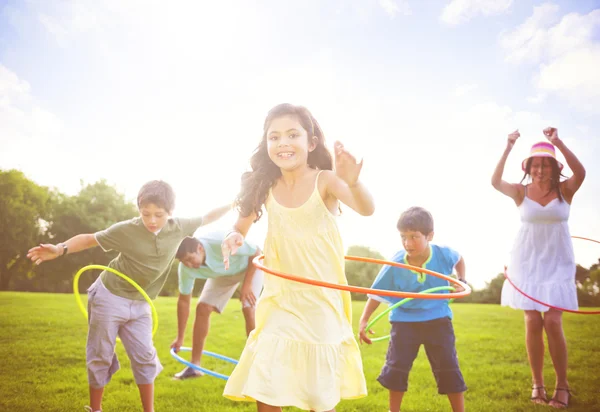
top-left (199, 269), bottom-right (264, 313)
top-left (86, 279), bottom-right (162, 387)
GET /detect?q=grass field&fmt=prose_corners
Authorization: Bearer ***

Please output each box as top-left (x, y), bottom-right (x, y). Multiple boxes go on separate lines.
top-left (1, 292), bottom-right (598, 412)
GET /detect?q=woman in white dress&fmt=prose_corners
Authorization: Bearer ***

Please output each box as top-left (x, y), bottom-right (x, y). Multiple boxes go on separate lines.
top-left (491, 127), bottom-right (586, 409)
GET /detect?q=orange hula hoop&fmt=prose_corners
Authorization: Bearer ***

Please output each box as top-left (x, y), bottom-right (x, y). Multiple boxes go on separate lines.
top-left (504, 235), bottom-right (600, 315)
top-left (252, 255), bottom-right (472, 299)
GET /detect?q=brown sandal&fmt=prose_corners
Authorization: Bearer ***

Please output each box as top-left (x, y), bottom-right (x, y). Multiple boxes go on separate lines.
top-left (531, 385), bottom-right (548, 404)
top-left (550, 387), bottom-right (572, 409)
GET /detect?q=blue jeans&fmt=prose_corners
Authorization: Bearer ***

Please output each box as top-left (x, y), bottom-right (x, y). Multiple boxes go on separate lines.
top-left (377, 317), bottom-right (467, 394)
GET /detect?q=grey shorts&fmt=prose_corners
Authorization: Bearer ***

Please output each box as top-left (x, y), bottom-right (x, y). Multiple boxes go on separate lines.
top-left (199, 269), bottom-right (264, 313)
top-left (86, 279), bottom-right (163, 388)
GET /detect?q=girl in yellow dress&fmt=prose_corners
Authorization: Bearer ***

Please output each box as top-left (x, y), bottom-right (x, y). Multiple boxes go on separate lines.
top-left (221, 103), bottom-right (374, 412)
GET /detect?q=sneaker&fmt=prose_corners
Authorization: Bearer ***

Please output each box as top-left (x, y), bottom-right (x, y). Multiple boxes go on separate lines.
top-left (173, 366), bottom-right (204, 380)
top-left (84, 407), bottom-right (101, 412)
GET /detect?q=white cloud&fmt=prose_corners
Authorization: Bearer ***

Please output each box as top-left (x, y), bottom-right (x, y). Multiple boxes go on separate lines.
top-left (0, 65), bottom-right (30, 98)
top-left (37, 14), bottom-right (69, 47)
top-left (499, 4), bottom-right (600, 64)
top-left (536, 46), bottom-right (600, 113)
top-left (447, 101), bottom-right (549, 154)
top-left (576, 124), bottom-right (590, 135)
top-left (500, 6), bottom-right (600, 113)
top-left (30, 0), bottom-right (147, 49)
top-left (440, 0), bottom-right (513, 26)
top-left (0, 65), bottom-right (64, 184)
top-left (526, 93), bottom-right (546, 104)
top-left (543, 10), bottom-right (600, 58)
top-left (379, 0), bottom-right (412, 18)
top-left (455, 83), bottom-right (478, 96)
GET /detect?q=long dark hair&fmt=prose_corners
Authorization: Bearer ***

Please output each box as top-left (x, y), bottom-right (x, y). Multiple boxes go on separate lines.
top-left (235, 103), bottom-right (333, 222)
top-left (520, 157), bottom-right (565, 201)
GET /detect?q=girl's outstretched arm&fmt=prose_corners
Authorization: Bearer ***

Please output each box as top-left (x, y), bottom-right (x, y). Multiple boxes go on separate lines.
top-left (491, 130), bottom-right (523, 205)
top-left (325, 141), bottom-right (375, 216)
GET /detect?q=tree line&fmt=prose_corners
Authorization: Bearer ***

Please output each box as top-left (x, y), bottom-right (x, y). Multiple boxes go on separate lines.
top-left (1, 169), bottom-right (599, 306)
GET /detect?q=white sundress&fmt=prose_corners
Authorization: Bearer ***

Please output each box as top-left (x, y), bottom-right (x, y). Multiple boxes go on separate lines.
top-left (501, 187), bottom-right (579, 312)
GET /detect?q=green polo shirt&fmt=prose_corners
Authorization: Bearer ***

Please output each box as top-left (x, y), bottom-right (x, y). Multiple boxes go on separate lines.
top-left (95, 216), bottom-right (204, 300)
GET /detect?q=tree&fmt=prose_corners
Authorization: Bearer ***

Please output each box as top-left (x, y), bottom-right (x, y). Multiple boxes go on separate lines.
top-left (0, 170), bottom-right (51, 290)
top-left (345, 245), bottom-right (385, 301)
top-left (17, 180), bottom-right (138, 293)
top-left (452, 273), bottom-right (503, 304)
top-left (575, 263), bottom-right (590, 284)
top-left (480, 272), bottom-right (505, 303)
top-left (576, 260), bottom-right (600, 307)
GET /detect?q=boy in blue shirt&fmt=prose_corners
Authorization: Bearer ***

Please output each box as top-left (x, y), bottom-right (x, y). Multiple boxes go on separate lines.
top-left (359, 206), bottom-right (467, 412)
top-left (170, 231), bottom-right (263, 379)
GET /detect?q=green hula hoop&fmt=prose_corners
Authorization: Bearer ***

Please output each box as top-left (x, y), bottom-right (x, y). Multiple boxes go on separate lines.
top-left (73, 264), bottom-right (158, 337)
top-left (365, 286), bottom-right (455, 342)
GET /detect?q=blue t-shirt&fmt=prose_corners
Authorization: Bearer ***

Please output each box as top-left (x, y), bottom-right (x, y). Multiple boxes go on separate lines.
top-left (178, 231), bottom-right (259, 295)
top-left (369, 244), bottom-right (461, 322)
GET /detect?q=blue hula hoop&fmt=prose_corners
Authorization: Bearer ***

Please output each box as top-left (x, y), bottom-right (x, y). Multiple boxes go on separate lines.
top-left (170, 347), bottom-right (238, 381)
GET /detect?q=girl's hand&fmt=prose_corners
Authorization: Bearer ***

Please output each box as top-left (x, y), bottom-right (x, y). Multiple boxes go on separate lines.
top-left (27, 243), bottom-right (61, 265)
top-left (507, 130), bottom-right (520, 148)
top-left (221, 231), bottom-right (244, 270)
top-left (543, 127), bottom-right (560, 145)
top-left (334, 141), bottom-right (363, 187)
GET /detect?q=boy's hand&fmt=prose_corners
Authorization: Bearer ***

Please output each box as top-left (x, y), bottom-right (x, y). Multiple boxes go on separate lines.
top-left (334, 141), bottom-right (363, 187)
top-left (240, 285), bottom-right (256, 307)
top-left (27, 243), bottom-right (62, 265)
top-left (221, 231), bottom-right (244, 270)
top-left (358, 321), bottom-right (375, 345)
top-left (170, 338), bottom-right (183, 353)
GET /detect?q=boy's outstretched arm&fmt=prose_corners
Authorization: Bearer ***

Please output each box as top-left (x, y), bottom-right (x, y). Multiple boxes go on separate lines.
top-left (358, 298), bottom-right (381, 345)
top-left (200, 204), bottom-right (232, 226)
top-left (27, 234), bottom-right (98, 265)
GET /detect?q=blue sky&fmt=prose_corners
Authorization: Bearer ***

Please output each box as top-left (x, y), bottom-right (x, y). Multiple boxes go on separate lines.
top-left (1, 0), bottom-right (599, 288)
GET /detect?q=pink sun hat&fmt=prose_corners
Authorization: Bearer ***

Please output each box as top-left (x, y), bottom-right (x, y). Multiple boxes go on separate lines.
top-left (521, 141), bottom-right (564, 172)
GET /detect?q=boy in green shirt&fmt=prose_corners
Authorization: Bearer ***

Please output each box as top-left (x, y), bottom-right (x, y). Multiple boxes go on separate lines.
top-left (27, 180), bottom-right (230, 412)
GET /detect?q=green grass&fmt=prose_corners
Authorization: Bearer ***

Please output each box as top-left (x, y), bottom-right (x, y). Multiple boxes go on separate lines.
top-left (1, 292), bottom-right (598, 411)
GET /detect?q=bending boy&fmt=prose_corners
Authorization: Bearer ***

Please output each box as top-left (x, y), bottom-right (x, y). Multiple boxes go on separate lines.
top-left (170, 232), bottom-right (263, 379)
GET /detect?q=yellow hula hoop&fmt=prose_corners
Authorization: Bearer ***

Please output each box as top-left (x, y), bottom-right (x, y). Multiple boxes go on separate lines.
top-left (73, 264), bottom-right (159, 337)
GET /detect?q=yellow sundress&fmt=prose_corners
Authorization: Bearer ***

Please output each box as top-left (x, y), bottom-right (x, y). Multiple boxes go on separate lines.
top-left (223, 171), bottom-right (367, 411)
